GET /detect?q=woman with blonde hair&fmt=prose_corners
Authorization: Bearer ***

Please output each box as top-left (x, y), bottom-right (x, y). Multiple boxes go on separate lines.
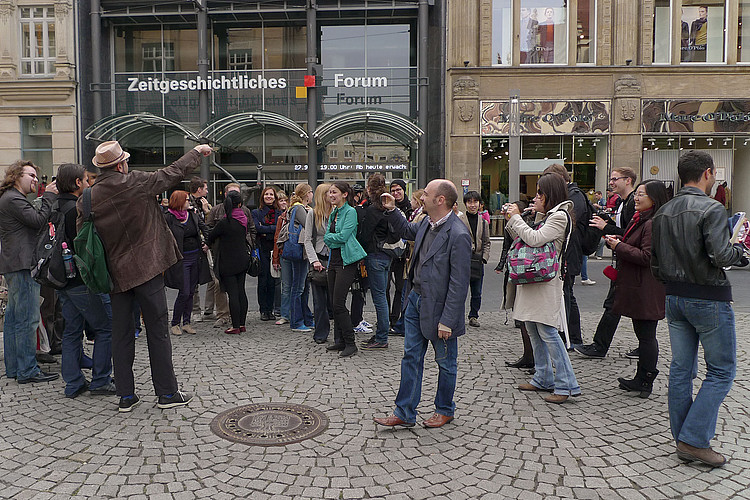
top-left (283, 183), bottom-right (314, 332)
top-left (303, 183), bottom-right (333, 344)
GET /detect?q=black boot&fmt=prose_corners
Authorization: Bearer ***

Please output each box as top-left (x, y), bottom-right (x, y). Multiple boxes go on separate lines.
top-left (340, 344), bottom-right (358, 358)
top-left (618, 366), bottom-right (659, 398)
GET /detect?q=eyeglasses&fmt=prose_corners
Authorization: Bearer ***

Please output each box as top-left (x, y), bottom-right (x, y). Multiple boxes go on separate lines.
top-left (609, 176), bottom-right (628, 182)
top-left (633, 192), bottom-right (650, 199)
top-left (23, 172), bottom-right (38, 180)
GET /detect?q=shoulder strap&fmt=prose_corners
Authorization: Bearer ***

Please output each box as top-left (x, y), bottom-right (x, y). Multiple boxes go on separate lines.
top-left (81, 188), bottom-right (93, 219)
top-left (557, 209), bottom-right (572, 279)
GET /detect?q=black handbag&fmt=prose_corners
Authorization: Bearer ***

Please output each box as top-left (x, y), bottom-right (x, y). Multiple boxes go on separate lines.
top-left (470, 256), bottom-right (484, 281)
top-left (247, 246), bottom-right (260, 277)
top-left (308, 267), bottom-right (328, 286)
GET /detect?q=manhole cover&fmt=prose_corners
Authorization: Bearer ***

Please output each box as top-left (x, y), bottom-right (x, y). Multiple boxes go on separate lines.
top-left (210, 403), bottom-right (329, 446)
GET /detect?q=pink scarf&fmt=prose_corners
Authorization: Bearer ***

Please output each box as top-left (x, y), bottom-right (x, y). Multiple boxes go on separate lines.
top-left (168, 208), bottom-right (188, 222)
top-left (230, 207), bottom-right (248, 228)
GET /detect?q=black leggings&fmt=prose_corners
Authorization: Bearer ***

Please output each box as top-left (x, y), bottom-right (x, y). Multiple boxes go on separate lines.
top-left (327, 262), bottom-right (359, 347)
top-left (632, 319), bottom-right (659, 372)
top-left (221, 272), bottom-right (248, 328)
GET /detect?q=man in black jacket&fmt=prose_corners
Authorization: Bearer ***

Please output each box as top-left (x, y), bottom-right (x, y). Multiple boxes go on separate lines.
top-left (543, 164), bottom-right (585, 348)
top-left (55, 164), bottom-right (115, 398)
top-left (652, 151), bottom-right (746, 467)
top-left (575, 166), bottom-right (637, 358)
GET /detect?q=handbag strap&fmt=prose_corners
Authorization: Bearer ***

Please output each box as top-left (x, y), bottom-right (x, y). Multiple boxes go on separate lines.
top-left (558, 210), bottom-right (572, 280)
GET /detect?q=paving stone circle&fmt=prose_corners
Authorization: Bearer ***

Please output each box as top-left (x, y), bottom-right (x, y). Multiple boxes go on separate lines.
top-left (210, 402), bottom-right (329, 446)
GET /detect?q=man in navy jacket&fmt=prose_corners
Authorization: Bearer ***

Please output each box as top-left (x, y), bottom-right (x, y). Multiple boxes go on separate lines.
top-left (374, 179), bottom-right (471, 428)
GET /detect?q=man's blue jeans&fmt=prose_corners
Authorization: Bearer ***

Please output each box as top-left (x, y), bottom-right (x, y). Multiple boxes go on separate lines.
top-left (468, 266), bottom-right (484, 319)
top-left (666, 295), bottom-right (736, 448)
top-left (525, 321), bottom-right (581, 396)
top-left (58, 285), bottom-right (113, 396)
top-left (287, 257), bottom-right (313, 329)
top-left (366, 253), bottom-right (391, 344)
top-left (3, 271), bottom-right (42, 380)
top-left (394, 291), bottom-right (458, 423)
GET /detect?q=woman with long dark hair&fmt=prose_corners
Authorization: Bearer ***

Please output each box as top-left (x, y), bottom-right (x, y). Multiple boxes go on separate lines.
top-left (504, 173), bottom-right (581, 404)
top-left (606, 179), bottom-right (668, 397)
top-left (252, 186), bottom-right (279, 321)
top-left (323, 182), bottom-right (367, 358)
top-left (207, 191), bottom-right (251, 334)
top-left (164, 190), bottom-right (209, 336)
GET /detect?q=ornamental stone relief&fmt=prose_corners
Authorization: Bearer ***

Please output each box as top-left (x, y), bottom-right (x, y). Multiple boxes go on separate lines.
top-left (620, 100), bottom-right (638, 121)
top-left (453, 76), bottom-right (478, 98)
top-left (457, 102), bottom-right (475, 122)
top-left (614, 74), bottom-right (641, 96)
top-left (0, 0), bottom-right (16, 21)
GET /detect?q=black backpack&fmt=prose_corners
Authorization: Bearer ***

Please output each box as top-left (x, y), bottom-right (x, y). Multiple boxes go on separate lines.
top-left (575, 189), bottom-right (604, 256)
top-left (31, 200), bottom-right (76, 289)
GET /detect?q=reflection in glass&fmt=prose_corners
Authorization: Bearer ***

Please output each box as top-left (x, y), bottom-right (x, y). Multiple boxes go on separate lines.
top-left (492, 0), bottom-right (511, 65)
top-left (739, 1), bottom-right (750, 62)
top-left (653, 0), bottom-right (670, 63)
top-left (114, 28), bottom-right (197, 72)
top-left (520, 0), bottom-right (567, 64)
top-left (323, 132), bottom-right (408, 166)
top-left (263, 27), bottom-right (306, 69)
top-left (576, 0), bottom-right (594, 63)
top-left (681, 1), bottom-right (725, 63)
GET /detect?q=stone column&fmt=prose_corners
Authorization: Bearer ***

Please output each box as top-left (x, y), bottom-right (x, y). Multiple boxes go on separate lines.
top-left (448, 76), bottom-right (481, 193)
top-left (0, 0), bottom-right (17, 79)
top-left (613, 0), bottom-right (638, 65)
top-left (54, 0), bottom-right (74, 79)
top-left (598, 0), bottom-right (612, 65)
top-left (449, 0), bottom-right (479, 67)
top-left (641, 0), bottom-right (654, 65)
top-left (611, 74), bottom-right (642, 174)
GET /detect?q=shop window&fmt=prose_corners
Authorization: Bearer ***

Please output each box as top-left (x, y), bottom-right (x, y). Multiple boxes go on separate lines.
top-left (20, 6), bottom-right (56, 76)
top-left (681, 1), bottom-right (725, 63)
top-left (520, 0), bottom-right (567, 64)
top-left (653, 0), bottom-right (670, 63)
top-left (739, 0), bottom-right (750, 62)
top-left (20, 117), bottom-right (53, 178)
top-left (492, 0), bottom-right (512, 65)
top-left (576, 0), bottom-right (595, 63)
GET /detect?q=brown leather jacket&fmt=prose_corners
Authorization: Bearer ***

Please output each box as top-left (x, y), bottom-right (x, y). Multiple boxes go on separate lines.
top-left (77, 149), bottom-right (202, 293)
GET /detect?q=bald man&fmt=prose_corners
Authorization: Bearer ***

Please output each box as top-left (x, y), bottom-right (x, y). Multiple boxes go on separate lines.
top-left (374, 180), bottom-right (472, 429)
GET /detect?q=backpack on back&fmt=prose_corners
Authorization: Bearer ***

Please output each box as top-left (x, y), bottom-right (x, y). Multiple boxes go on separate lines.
top-left (572, 187), bottom-right (604, 256)
top-left (31, 200), bottom-right (75, 289)
top-left (73, 188), bottom-right (114, 294)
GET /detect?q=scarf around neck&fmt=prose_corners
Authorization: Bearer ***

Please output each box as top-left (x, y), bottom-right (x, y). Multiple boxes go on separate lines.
top-left (168, 208), bottom-right (188, 222)
top-left (230, 207), bottom-right (248, 228)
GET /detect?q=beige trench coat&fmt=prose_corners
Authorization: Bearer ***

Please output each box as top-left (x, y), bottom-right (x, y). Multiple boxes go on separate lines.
top-left (505, 200), bottom-right (573, 329)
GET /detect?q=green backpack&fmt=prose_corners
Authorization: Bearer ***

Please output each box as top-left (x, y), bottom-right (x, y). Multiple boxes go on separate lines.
top-left (73, 188), bottom-right (114, 294)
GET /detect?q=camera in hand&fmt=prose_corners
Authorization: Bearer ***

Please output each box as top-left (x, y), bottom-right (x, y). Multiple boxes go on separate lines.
top-left (596, 210), bottom-right (614, 224)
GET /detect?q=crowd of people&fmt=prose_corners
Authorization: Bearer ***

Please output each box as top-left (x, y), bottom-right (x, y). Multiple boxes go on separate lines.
top-left (0, 142), bottom-right (745, 467)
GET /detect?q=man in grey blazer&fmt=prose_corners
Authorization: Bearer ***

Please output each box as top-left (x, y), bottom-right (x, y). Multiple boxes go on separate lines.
top-left (374, 179), bottom-right (472, 428)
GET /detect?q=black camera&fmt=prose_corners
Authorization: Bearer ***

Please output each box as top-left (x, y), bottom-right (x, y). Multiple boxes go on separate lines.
top-left (596, 210), bottom-right (614, 224)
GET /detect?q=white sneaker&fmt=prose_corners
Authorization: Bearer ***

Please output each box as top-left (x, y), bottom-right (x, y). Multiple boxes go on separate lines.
top-left (359, 320), bottom-right (374, 329)
top-left (354, 323), bottom-right (373, 333)
top-left (581, 279), bottom-right (596, 286)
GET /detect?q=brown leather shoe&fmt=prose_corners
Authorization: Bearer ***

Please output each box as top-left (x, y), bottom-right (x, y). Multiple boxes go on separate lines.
top-left (518, 382), bottom-right (553, 392)
top-left (422, 413), bottom-right (454, 428)
top-left (373, 414), bottom-right (415, 428)
top-left (676, 441), bottom-right (727, 467)
top-left (544, 394), bottom-right (569, 404)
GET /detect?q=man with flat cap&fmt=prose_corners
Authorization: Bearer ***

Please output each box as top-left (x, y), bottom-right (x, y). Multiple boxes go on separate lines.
top-left (81, 140), bottom-right (212, 412)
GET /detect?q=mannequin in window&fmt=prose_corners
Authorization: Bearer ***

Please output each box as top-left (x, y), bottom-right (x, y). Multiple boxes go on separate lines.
top-left (689, 6), bottom-right (708, 62)
top-left (539, 7), bottom-right (555, 63)
top-left (680, 8), bottom-right (691, 62)
top-left (520, 7), bottom-right (540, 64)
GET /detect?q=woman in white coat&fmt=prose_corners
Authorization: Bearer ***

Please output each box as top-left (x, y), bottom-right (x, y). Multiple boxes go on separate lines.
top-left (504, 172), bottom-right (581, 403)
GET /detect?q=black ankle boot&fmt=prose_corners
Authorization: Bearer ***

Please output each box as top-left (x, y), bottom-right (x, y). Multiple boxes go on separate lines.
top-left (339, 344), bottom-right (358, 358)
top-left (326, 343), bottom-right (345, 351)
top-left (505, 357), bottom-right (534, 369)
top-left (618, 367), bottom-right (659, 398)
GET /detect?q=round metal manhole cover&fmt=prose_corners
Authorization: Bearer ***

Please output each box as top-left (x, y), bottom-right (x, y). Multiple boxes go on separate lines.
top-left (210, 403), bottom-right (329, 446)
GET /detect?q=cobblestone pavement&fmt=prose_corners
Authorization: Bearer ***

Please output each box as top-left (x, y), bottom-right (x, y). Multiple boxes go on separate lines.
top-left (1, 309), bottom-right (748, 500)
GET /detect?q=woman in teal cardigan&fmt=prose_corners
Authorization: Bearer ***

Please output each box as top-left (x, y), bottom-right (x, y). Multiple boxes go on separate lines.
top-left (323, 181), bottom-right (367, 358)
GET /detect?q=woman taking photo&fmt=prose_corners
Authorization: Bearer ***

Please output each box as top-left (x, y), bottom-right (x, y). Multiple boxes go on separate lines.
top-left (323, 182), bottom-right (367, 358)
top-left (164, 190), bottom-right (210, 336)
top-left (303, 183), bottom-right (332, 344)
top-left (606, 179), bottom-right (668, 398)
top-left (504, 173), bottom-right (581, 404)
top-left (252, 186), bottom-right (279, 321)
top-left (284, 183), bottom-right (314, 332)
top-left (207, 191), bottom-right (250, 334)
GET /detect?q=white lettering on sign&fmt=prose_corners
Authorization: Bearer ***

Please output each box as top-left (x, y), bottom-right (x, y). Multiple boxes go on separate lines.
top-left (127, 75), bottom-right (287, 94)
top-left (333, 74), bottom-right (388, 88)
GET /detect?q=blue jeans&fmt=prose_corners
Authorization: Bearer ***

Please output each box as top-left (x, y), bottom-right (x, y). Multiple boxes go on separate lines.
top-left (3, 271), bottom-right (42, 380)
top-left (287, 257), bottom-right (313, 329)
top-left (666, 295), bottom-right (736, 448)
top-left (280, 257), bottom-right (292, 321)
top-left (394, 291), bottom-right (458, 423)
top-left (58, 285), bottom-right (113, 395)
top-left (581, 255), bottom-right (589, 281)
top-left (391, 285), bottom-right (408, 335)
top-left (525, 321), bottom-right (581, 396)
top-left (468, 267), bottom-right (484, 318)
top-left (366, 253), bottom-right (392, 343)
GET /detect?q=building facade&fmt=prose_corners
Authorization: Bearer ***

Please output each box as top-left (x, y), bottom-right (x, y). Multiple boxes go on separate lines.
top-left (0, 0), bottom-right (77, 178)
top-left (77, 0), bottom-right (445, 197)
top-left (447, 0), bottom-right (750, 233)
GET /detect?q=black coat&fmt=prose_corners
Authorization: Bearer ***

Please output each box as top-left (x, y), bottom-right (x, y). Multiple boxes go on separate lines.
top-left (164, 211), bottom-right (212, 290)
top-left (565, 182), bottom-right (588, 277)
top-left (207, 217), bottom-right (251, 277)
